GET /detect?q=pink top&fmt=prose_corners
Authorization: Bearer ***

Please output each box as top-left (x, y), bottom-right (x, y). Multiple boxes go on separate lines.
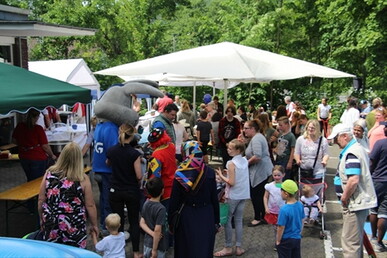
top-left (368, 123), bottom-right (386, 152)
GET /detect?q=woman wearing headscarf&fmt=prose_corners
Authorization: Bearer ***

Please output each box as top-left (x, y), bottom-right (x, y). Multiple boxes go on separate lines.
top-left (168, 141), bottom-right (220, 258)
top-left (353, 119), bottom-right (369, 153)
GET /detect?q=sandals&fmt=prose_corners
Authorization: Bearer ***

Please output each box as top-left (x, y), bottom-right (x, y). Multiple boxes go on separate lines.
top-left (214, 247), bottom-right (246, 257)
top-left (214, 248), bottom-right (233, 257)
top-left (247, 220), bottom-right (267, 227)
top-left (236, 247), bottom-right (246, 256)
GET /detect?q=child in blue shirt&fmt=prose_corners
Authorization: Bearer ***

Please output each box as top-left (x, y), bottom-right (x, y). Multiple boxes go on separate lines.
top-left (276, 180), bottom-right (305, 258)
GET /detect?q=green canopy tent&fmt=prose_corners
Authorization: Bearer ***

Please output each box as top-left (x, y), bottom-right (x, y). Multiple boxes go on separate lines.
top-left (0, 62), bottom-right (91, 115)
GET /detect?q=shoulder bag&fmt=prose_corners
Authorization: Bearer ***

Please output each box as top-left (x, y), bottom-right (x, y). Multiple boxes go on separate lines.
top-left (300, 136), bottom-right (322, 178)
top-left (169, 202), bottom-right (185, 234)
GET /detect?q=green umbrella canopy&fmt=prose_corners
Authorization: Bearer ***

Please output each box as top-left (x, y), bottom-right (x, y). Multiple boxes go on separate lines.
top-left (0, 62), bottom-right (91, 115)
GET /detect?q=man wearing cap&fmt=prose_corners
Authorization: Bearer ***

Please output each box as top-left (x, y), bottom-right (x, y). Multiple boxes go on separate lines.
top-left (328, 123), bottom-right (377, 257)
top-left (359, 100), bottom-right (371, 119)
top-left (369, 121), bottom-right (387, 252)
top-left (152, 103), bottom-right (179, 144)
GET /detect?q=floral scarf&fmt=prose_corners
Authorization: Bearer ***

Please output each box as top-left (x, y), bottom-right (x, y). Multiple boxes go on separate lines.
top-left (175, 141), bottom-right (206, 192)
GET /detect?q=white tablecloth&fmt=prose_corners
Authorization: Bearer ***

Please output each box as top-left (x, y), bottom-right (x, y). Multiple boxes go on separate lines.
top-left (46, 124), bottom-right (87, 148)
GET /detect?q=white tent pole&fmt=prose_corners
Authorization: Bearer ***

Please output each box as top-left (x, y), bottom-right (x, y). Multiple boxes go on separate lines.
top-left (193, 81), bottom-right (197, 111)
top-left (223, 79), bottom-right (228, 115)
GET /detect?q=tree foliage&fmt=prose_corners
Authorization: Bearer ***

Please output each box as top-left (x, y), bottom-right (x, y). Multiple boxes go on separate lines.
top-left (2, 0), bottom-right (386, 114)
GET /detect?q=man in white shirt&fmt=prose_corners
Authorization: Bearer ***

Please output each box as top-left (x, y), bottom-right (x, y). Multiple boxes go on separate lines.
top-left (317, 97), bottom-right (332, 138)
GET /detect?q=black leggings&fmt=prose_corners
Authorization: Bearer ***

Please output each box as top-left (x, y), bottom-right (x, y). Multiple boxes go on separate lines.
top-left (250, 178), bottom-right (269, 221)
top-left (109, 189), bottom-right (140, 252)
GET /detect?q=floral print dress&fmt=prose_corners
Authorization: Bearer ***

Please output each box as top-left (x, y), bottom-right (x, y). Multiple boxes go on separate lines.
top-left (42, 171), bottom-right (87, 248)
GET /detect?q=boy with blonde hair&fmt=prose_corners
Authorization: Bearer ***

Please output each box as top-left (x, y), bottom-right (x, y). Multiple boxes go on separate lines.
top-left (92, 213), bottom-right (126, 258)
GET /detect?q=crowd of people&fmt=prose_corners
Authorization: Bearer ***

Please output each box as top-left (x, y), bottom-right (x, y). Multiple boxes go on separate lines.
top-left (12, 91), bottom-right (386, 258)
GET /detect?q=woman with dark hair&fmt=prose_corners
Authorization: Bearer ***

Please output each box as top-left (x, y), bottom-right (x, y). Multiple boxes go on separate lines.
top-left (237, 105), bottom-right (248, 122)
top-left (340, 97), bottom-right (360, 128)
top-left (12, 109), bottom-right (56, 181)
top-left (243, 119), bottom-right (273, 227)
top-left (106, 123), bottom-right (143, 258)
top-left (169, 141), bottom-right (219, 258)
top-left (276, 105), bottom-right (288, 121)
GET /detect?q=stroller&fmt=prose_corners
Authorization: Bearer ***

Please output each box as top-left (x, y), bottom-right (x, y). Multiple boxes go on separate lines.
top-left (298, 169), bottom-right (328, 239)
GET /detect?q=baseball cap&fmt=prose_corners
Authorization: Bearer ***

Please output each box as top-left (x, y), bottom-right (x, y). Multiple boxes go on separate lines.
top-left (281, 180), bottom-right (298, 195)
top-left (327, 123), bottom-right (352, 140)
top-left (360, 100), bottom-right (367, 105)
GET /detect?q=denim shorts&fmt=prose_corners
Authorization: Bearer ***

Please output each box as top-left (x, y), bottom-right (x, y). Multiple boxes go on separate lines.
top-left (370, 181), bottom-right (387, 218)
top-left (143, 245), bottom-right (165, 258)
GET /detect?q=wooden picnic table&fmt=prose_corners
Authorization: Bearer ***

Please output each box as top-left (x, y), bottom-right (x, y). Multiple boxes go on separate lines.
top-left (0, 166), bottom-right (92, 235)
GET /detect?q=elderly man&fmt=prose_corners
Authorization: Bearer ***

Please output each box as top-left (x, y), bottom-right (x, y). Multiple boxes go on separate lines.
top-left (369, 121), bottom-right (387, 252)
top-left (328, 124), bottom-right (377, 257)
top-left (284, 96), bottom-right (295, 119)
top-left (152, 103), bottom-right (179, 144)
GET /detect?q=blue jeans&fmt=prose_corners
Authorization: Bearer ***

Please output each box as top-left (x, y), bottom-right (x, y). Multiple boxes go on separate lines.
top-left (225, 199), bottom-right (246, 247)
top-left (94, 172), bottom-right (112, 229)
top-left (20, 159), bottom-right (47, 181)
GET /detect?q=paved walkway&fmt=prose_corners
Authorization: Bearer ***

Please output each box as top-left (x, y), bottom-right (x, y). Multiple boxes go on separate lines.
top-left (1, 145), bottom-right (387, 257)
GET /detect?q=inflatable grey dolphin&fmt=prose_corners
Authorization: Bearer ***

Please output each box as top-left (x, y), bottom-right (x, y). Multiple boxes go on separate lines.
top-left (94, 80), bottom-right (163, 126)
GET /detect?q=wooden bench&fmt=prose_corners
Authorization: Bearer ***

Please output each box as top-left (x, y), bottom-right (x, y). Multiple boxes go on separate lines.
top-left (0, 166), bottom-right (92, 235)
top-left (0, 176), bottom-right (43, 235)
top-left (0, 143), bottom-right (17, 151)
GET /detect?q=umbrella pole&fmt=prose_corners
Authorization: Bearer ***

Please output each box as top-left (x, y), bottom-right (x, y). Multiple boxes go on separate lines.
top-left (248, 83), bottom-right (252, 104)
top-left (193, 82), bottom-right (196, 111)
top-left (223, 79), bottom-right (229, 116)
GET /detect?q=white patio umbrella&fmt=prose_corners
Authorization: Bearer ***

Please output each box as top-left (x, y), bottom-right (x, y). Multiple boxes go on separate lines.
top-left (96, 41), bottom-right (355, 108)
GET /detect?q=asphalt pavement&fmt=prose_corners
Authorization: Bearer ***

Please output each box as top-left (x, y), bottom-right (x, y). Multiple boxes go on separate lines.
top-left (1, 145), bottom-right (387, 257)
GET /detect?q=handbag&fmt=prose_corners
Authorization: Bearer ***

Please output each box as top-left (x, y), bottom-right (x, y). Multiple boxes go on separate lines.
top-left (169, 202), bottom-right (185, 234)
top-left (219, 202), bottom-right (229, 225)
top-left (300, 136), bottom-right (322, 178)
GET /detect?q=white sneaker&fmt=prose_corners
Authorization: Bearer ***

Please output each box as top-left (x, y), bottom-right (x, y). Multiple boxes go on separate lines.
top-left (124, 231), bottom-right (130, 241)
top-left (373, 241), bottom-right (387, 253)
